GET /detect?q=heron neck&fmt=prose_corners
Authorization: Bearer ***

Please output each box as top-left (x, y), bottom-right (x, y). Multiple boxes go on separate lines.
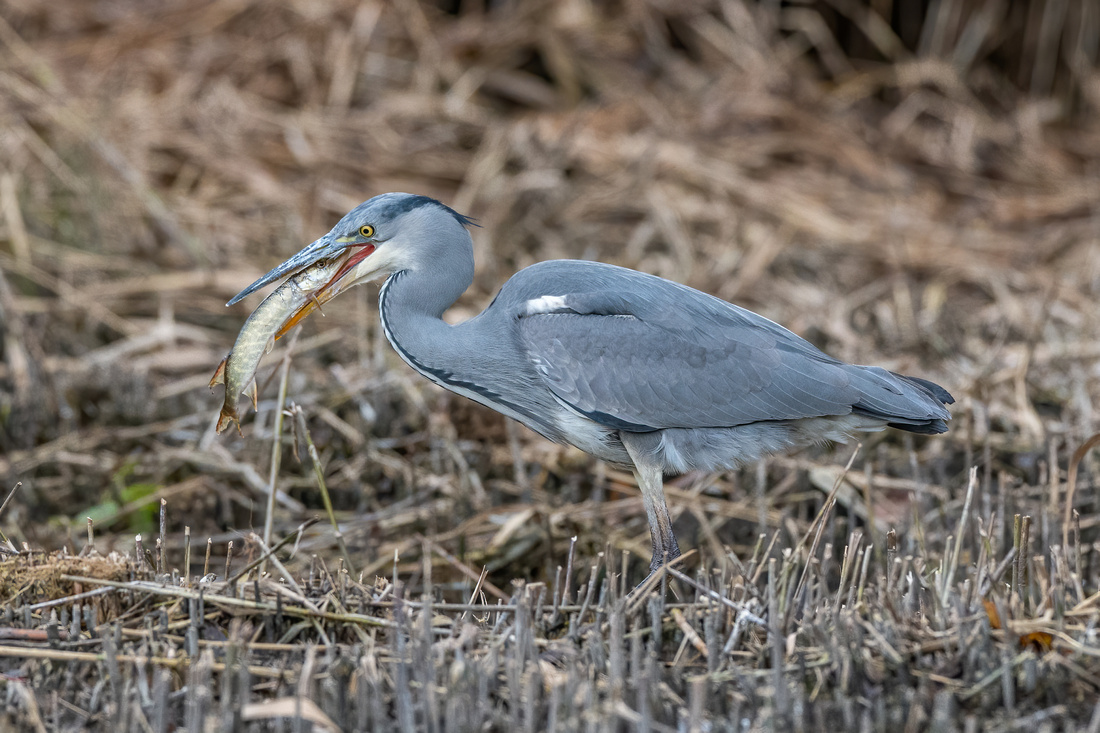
top-left (377, 264), bottom-right (474, 374)
top-left (378, 262), bottom-right (566, 443)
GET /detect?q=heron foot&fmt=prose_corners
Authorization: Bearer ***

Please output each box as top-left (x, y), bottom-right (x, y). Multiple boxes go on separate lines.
top-left (629, 548), bottom-right (682, 598)
top-left (629, 571), bottom-right (661, 597)
top-left (648, 539), bottom-right (681, 575)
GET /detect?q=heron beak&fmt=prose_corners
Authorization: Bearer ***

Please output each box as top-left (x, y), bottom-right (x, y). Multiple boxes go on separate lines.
top-left (226, 235), bottom-right (345, 306)
top-left (227, 231), bottom-right (391, 338)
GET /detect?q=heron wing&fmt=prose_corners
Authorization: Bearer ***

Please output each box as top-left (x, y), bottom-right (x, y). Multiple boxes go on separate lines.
top-left (515, 286), bottom-right (864, 431)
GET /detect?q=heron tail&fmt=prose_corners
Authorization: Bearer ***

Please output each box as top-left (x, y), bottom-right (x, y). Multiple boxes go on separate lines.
top-left (850, 367), bottom-right (954, 435)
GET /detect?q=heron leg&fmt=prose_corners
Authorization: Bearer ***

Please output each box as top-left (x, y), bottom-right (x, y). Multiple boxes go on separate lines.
top-left (621, 433), bottom-right (680, 574)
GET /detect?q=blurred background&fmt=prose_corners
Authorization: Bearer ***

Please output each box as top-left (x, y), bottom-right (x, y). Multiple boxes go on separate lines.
top-left (0, 0), bottom-right (1097, 587)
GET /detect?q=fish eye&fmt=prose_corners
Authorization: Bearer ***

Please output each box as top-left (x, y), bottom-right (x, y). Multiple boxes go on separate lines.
top-left (359, 224), bottom-right (376, 238)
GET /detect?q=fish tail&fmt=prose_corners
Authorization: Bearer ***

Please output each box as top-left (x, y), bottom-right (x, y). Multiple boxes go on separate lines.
top-left (216, 406), bottom-right (240, 435)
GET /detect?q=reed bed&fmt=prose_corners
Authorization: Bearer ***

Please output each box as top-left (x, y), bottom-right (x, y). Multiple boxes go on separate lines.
top-left (2, 462), bottom-right (1100, 732)
top-left (0, 0), bottom-right (1099, 729)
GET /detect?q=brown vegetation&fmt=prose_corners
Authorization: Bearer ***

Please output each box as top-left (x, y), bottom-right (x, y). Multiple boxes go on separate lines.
top-left (0, 0), bottom-right (1098, 729)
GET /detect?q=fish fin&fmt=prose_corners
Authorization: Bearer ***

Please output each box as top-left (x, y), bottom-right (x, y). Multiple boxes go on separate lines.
top-left (247, 380), bottom-right (258, 411)
top-left (209, 356), bottom-right (228, 389)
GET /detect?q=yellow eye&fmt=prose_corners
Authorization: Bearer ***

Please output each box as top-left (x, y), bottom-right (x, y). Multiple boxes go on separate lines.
top-left (359, 224), bottom-right (375, 238)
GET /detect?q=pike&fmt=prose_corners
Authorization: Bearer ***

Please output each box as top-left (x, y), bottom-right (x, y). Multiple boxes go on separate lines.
top-left (211, 243), bottom-right (376, 434)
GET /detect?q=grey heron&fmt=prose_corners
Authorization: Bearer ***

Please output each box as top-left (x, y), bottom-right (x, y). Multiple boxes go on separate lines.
top-left (228, 193), bottom-right (953, 577)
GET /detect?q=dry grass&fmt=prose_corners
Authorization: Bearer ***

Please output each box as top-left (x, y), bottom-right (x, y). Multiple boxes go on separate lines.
top-left (0, 0), bottom-right (1099, 729)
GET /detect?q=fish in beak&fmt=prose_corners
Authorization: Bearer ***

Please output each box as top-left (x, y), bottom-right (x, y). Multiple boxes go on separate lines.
top-left (212, 238), bottom-right (382, 433)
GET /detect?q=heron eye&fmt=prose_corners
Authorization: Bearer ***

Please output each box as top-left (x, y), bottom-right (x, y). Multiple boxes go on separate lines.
top-left (359, 224), bottom-right (376, 238)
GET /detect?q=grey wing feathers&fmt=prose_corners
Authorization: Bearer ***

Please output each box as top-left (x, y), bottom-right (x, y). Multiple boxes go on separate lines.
top-left (512, 261), bottom-right (952, 433)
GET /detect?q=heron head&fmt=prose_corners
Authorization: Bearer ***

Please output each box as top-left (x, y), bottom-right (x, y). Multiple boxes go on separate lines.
top-left (226, 193), bottom-right (476, 327)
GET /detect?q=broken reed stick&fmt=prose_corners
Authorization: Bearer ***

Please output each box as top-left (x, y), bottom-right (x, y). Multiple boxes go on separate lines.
top-left (261, 328), bottom-right (300, 575)
top-left (0, 481), bottom-right (21, 521)
top-left (159, 498), bottom-right (168, 573)
top-left (562, 536), bottom-right (577, 606)
top-left (943, 467), bottom-right (978, 605)
top-left (225, 520), bottom-right (319, 586)
top-left (791, 443), bottom-right (862, 615)
top-left (183, 526), bottom-right (191, 588)
top-left (1062, 433), bottom-right (1100, 555)
top-left (291, 405), bottom-right (355, 575)
top-left (224, 540), bottom-right (234, 584)
top-left (58, 574), bottom-right (393, 629)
